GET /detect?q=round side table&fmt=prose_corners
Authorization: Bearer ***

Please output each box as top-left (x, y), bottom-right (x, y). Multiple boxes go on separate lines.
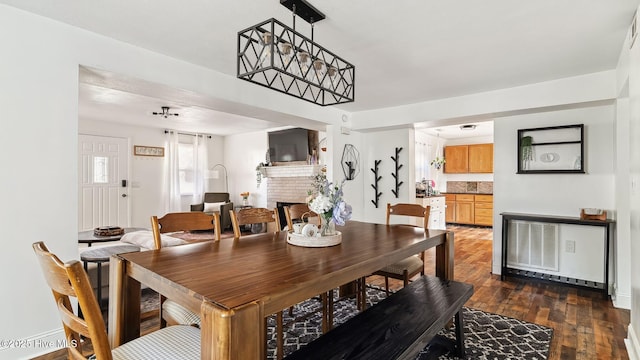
top-left (80, 244), bottom-right (140, 311)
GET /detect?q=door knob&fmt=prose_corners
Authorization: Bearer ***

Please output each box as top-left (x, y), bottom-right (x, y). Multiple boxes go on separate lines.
top-left (121, 194), bottom-right (127, 198)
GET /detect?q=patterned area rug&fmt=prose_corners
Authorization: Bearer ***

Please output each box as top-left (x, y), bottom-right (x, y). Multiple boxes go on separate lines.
top-left (264, 286), bottom-right (553, 360)
top-left (140, 286), bottom-right (552, 360)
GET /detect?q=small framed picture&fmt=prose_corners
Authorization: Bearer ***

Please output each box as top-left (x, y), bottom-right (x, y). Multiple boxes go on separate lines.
top-left (134, 145), bottom-right (164, 157)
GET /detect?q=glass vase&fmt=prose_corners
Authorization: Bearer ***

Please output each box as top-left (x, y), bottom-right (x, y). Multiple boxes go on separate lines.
top-left (320, 216), bottom-right (336, 236)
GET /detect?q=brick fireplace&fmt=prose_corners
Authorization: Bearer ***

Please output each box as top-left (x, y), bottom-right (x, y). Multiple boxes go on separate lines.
top-left (263, 164), bottom-right (323, 209)
top-left (262, 164), bottom-right (323, 229)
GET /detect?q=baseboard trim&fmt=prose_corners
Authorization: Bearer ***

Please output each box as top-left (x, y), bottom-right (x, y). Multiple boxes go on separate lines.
top-left (627, 324), bottom-right (640, 360)
top-left (0, 328), bottom-right (65, 360)
top-left (613, 292), bottom-right (632, 309)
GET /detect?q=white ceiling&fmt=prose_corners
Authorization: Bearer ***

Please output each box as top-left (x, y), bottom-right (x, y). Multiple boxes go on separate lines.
top-left (420, 121), bottom-right (494, 140)
top-left (3, 0), bottom-right (638, 137)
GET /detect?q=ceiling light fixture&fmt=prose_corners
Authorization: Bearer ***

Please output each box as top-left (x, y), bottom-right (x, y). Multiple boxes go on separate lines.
top-left (153, 106), bottom-right (179, 118)
top-left (460, 124), bottom-right (476, 131)
top-left (237, 0), bottom-right (355, 106)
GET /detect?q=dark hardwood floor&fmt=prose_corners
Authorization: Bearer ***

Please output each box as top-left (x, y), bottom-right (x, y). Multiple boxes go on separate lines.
top-left (435, 225), bottom-right (629, 360)
top-left (34, 225), bottom-right (629, 360)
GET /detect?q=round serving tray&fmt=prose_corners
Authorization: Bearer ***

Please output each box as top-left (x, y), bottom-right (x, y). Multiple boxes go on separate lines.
top-left (286, 231), bottom-right (342, 247)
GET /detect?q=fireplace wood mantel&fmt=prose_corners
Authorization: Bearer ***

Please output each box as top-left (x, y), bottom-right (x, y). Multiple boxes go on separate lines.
top-left (260, 165), bottom-right (323, 178)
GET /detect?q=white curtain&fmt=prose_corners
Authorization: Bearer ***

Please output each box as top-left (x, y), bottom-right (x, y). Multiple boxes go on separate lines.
top-left (192, 135), bottom-right (209, 205)
top-left (164, 131), bottom-right (181, 213)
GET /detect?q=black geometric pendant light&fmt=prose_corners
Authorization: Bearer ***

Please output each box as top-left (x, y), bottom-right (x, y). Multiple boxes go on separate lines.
top-left (237, 0), bottom-right (355, 106)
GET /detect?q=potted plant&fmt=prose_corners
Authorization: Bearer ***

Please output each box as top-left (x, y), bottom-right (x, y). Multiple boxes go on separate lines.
top-left (430, 157), bottom-right (446, 170)
top-left (520, 136), bottom-right (534, 169)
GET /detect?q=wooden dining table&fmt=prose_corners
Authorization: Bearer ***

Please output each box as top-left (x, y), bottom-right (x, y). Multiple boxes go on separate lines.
top-left (108, 220), bottom-right (454, 359)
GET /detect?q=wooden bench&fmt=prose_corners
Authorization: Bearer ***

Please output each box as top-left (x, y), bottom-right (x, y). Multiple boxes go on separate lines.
top-left (285, 275), bottom-right (474, 360)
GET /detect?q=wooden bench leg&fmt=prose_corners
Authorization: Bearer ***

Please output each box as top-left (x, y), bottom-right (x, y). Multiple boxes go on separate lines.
top-left (454, 310), bottom-right (465, 358)
top-left (356, 277), bottom-right (367, 311)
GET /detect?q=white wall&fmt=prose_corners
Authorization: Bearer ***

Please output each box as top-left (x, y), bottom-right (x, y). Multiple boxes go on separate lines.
top-left (624, 5), bottom-right (640, 357)
top-left (0, 5), bottom-right (334, 358)
top-left (79, 119), bottom-right (224, 227)
top-left (358, 129), bottom-right (415, 224)
top-left (224, 130), bottom-right (269, 208)
top-left (492, 105), bottom-right (616, 280)
top-left (351, 71), bottom-right (616, 131)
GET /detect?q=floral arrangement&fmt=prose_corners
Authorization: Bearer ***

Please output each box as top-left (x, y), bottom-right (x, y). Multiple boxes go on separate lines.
top-left (307, 173), bottom-right (352, 235)
top-left (430, 157), bottom-right (446, 170)
top-left (240, 192), bottom-right (250, 200)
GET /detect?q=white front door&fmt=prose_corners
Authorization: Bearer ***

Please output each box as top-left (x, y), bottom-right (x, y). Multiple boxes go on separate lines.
top-left (78, 135), bottom-right (130, 231)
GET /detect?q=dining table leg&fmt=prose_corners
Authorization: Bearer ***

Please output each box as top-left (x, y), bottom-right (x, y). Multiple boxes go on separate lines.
top-left (435, 231), bottom-right (455, 281)
top-left (108, 255), bottom-right (141, 347)
top-left (201, 300), bottom-right (264, 360)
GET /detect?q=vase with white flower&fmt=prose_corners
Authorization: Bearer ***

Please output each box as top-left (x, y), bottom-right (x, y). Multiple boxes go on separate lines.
top-left (307, 173), bottom-right (352, 237)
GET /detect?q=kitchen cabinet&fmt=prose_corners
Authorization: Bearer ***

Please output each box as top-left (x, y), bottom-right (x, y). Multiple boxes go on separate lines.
top-left (445, 194), bottom-right (455, 223)
top-left (474, 195), bottom-right (493, 226)
top-left (443, 144), bottom-right (493, 173)
top-left (454, 194), bottom-right (475, 224)
top-left (445, 193), bottom-right (493, 226)
top-left (443, 146), bottom-right (468, 173)
top-left (468, 144), bottom-right (493, 173)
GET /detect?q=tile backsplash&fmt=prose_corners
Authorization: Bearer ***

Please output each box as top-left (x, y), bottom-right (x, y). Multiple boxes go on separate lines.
top-left (447, 181), bottom-right (493, 194)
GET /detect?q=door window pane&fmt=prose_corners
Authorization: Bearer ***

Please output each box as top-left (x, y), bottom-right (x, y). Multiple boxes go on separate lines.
top-left (94, 156), bottom-right (108, 183)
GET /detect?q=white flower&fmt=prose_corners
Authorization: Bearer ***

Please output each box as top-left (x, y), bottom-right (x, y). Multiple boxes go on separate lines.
top-left (307, 174), bottom-right (352, 228)
top-left (309, 194), bottom-right (332, 214)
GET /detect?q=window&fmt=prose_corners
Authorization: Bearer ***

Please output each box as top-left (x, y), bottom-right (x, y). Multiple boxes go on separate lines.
top-left (178, 142), bottom-right (194, 195)
top-left (93, 156), bottom-right (109, 184)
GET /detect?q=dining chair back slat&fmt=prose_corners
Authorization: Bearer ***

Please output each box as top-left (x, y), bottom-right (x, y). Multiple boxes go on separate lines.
top-left (386, 203), bottom-right (430, 228)
top-left (373, 203), bottom-right (431, 296)
top-left (230, 207), bottom-right (280, 238)
top-left (151, 212), bottom-right (221, 250)
top-left (284, 204), bottom-right (321, 229)
top-left (33, 241), bottom-right (113, 359)
top-left (150, 212), bottom-right (220, 328)
top-left (33, 242), bottom-right (201, 360)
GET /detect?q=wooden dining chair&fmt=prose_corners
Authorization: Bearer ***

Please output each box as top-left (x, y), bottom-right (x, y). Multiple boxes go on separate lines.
top-left (284, 204), bottom-right (335, 333)
top-left (284, 203), bottom-right (321, 230)
top-left (150, 212), bottom-right (221, 328)
top-left (151, 211), bottom-right (221, 249)
top-left (373, 203), bottom-right (431, 295)
top-left (229, 207), bottom-right (289, 358)
top-left (229, 207), bottom-right (281, 238)
top-left (32, 241), bottom-right (200, 360)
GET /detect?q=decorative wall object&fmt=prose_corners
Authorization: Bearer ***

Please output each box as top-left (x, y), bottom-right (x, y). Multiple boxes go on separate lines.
top-left (391, 147), bottom-right (403, 198)
top-left (517, 124), bottom-right (584, 174)
top-left (341, 144), bottom-right (360, 180)
top-left (133, 145), bottom-right (164, 157)
top-left (370, 160), bottom-right (382, 208)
